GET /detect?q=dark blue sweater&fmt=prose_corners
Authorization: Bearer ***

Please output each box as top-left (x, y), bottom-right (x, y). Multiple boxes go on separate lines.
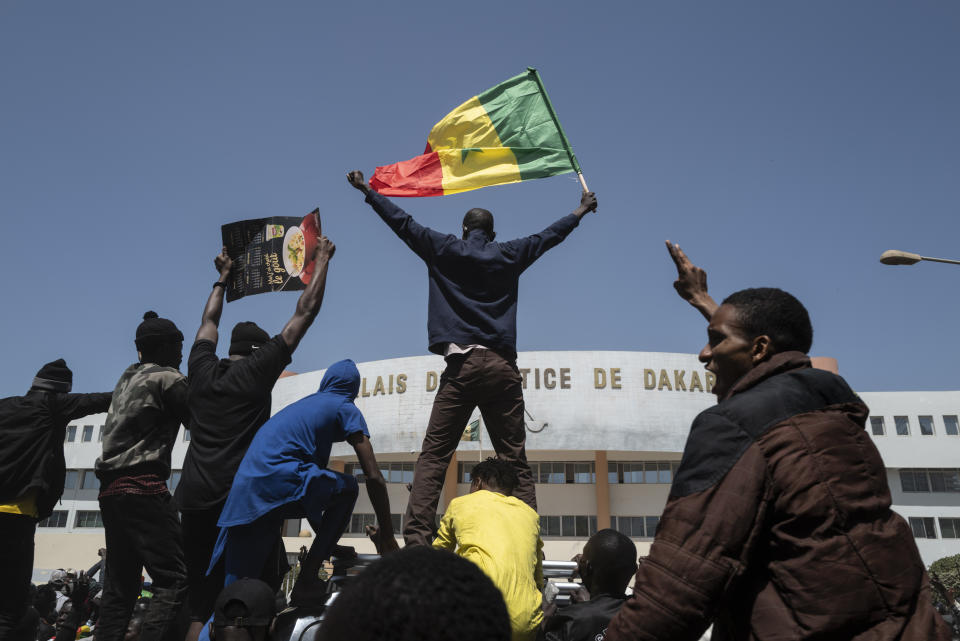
top-left (366, 191), bottom-right (581, 359)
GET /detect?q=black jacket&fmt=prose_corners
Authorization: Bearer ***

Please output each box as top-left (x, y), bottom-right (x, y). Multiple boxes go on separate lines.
top-left (0, 389), bottom-right (111, 518)
top-left (365, 191), bottom-right (580, 359)
top-left (542, 594), bottom-right (628, 641)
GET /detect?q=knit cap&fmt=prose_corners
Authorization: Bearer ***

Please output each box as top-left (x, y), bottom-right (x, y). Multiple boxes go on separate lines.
top-left (229, 322), bottom-right (270, 356)
top-left (32, 359), bottom-right (72, 393)
top-left (135, 311), bottom-right (184, 350)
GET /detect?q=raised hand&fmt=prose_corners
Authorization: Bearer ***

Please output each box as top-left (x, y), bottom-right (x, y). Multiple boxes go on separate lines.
top-left (214, 247), bottom-right (233, 278)
top-left (666, 240), bottom-right (718, 320)
top-left (347, 170), bottom-right (369, 193)
top-left (574, 191), bottom-right (598, 218)
top-left (313, 235), bottom-right (336, 262)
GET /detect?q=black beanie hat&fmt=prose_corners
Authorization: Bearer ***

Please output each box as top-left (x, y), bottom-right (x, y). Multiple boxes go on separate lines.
top-left (33, 359), bottom-right (73, 393)
top-left (135, 311), bottom-right (184, 350)
top-left (229, 322), bottom-right (270, 356)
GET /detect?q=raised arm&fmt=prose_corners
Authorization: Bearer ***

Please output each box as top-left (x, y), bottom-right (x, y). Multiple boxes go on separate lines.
top-left (195, 247), bottom-right (233, 344)
top-left (503, 191), bottom-right (597, 271)
top-left (347, 431), bottom-right (400, 554)
top-left (58, 392), bottom-right (113, 420)
top-left (347, 170), bottom-right (448, 262)
top-left (279, 235), bottom-right (336, 353)
top-left (666, 240), bottom-right (718, 321)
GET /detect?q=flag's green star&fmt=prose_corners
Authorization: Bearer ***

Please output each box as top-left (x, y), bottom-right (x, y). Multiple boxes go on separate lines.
top-left (461, 147), bottom-right (483, 163)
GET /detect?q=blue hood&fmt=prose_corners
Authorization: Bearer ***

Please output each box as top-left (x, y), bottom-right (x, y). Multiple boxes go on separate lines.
top-left (318, 359), bottom-right (361, 400)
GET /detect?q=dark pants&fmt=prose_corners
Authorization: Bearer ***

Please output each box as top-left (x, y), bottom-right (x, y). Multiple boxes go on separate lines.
top-left (402, 349), bottom-right (537, 547)
top-left (95, 493), bottom-right (187, 641)
top-left (182, 503), bottom-right (289, 622)
top-left (0, 513), bottom-right (36, 640)
top-left (221, 471), bottom-right (358, 586)
top-left (196, 472), bottom-right (358, 641)
top-left (181, 506), bottom-right (224, 624)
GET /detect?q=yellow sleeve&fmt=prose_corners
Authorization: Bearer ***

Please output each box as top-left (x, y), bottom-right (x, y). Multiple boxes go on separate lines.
top-left (432, 507), bottom-right (457, 552)
top-left (535, 535), bottom-right (544, 589)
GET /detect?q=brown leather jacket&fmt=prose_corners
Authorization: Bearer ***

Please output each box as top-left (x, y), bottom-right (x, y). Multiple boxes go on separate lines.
top-left (606, 352), bottom-right (951, 641)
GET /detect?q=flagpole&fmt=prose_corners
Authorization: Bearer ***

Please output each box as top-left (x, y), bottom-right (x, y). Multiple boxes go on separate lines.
top-left (478, 419), bottom-right (483, 462)
top-left (527, 67), bottom-right (589, 193)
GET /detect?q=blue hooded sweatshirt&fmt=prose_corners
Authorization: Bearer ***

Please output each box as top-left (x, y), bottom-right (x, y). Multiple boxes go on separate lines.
top-left (214, 359), bottom-right (368, 528)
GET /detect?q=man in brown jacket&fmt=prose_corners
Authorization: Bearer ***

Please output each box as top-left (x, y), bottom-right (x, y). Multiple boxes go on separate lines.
top-left (604, 245), bottom-right (951, 640)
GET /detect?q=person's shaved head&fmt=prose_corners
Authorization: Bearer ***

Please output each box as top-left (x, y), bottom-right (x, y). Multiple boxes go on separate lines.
top-left (581, 529), bottom-right (638, 596)
top-left (462, 208), bottom-right (495, 241)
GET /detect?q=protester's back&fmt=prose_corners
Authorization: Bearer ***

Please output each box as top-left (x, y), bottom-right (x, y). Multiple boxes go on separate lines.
top-left (433, 458), bottom-right (543, 641)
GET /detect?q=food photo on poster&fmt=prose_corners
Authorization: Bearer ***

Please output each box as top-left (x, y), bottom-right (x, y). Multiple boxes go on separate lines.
top-left (220, 209), bottom-right (321, 302)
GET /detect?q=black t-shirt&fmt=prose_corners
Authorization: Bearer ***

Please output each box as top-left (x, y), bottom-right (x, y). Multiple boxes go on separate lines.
top-left (175, 335), bottom-right (291, 512)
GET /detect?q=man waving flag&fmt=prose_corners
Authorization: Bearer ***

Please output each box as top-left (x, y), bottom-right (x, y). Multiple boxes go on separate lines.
top-left (370, 68), bottom-right (587, 197)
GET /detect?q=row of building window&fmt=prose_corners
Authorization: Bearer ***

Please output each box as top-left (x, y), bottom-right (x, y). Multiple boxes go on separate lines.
top-left (909, 517), bottom-right (960, 540)
top-left (458, 462), bottom-right (599, 485)
top-left (63, 460), bottom-right (680, 491)
top-left (68, 415), bottom-right (960, 445)
top-left (343, 512), bottom-right (660, 540)
top-left (65, 425), bottom-right (100, 443)
top-left (899, 469), bottom-right (960, 493)
top-left (456, 461), bottom-right (680, 485)
top-left (66, 427), bottom-right (192, 443)
top-left (540, 515), bottom-right (661, 539)
top-left (345, 462), bottom-right (415, 485)
top-left (347, 513), bottom-right (403, 535)
top-left (38, 510), bottom-right (102, 528)
top-left (40, 507), bottom-right (951, 544)
top-left (870, 415), bottom-right (960, 437)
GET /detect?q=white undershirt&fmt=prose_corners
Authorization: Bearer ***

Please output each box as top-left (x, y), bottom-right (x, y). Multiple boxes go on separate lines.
top-left (443, 343), bottom-right (488, 358)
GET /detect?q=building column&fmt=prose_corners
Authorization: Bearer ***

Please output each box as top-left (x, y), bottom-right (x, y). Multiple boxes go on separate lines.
top-left (442, 452), bottom-right (459, 512)
top-left (595, 450), bottom-right (610, 530)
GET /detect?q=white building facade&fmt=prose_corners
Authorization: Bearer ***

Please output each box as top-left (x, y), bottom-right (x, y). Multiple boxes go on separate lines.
top-left (36, 351), bottom-right (960, 580)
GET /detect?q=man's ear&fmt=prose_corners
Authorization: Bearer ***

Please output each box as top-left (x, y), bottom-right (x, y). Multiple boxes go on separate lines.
top-left (751, 335), bottom-right (773, 364)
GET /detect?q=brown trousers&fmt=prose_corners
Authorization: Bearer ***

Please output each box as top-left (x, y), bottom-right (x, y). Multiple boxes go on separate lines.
top-left (402, 349), bottom-right (537, 546)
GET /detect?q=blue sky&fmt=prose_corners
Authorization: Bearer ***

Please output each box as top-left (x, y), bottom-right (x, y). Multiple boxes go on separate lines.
top-left (1, 2), bottom-right (958, 396)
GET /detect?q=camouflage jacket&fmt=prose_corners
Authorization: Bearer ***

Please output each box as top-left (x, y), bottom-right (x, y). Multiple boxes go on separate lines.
top-left (96, 362), bottom-right (189, 482)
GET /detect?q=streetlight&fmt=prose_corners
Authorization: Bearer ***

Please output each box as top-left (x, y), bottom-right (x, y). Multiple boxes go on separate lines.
top-left (880, 250), bottom-right (960, 266)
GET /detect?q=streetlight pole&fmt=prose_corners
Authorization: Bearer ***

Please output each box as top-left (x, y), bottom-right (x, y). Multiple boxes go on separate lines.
top-left (880, 250), bottom-right (960, 266)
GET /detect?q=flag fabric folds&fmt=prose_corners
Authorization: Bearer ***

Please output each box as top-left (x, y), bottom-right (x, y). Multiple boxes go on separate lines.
top-left (461, 418), bottom-right (481, 442)
top-left (370, 68), bottom-right (581, 197)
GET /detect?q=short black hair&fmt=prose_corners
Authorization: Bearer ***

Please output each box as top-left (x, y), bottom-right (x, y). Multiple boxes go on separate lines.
top-left (471, 457), bottom-right (518, 495)
top-left (462, 208), bottom-right (494, 240)
top-left (721, 287), bottom-right (813, 354)
top-left (320, 546), bottom-right (511, 641)
top-left (583, 529), bottom-right (637, 594)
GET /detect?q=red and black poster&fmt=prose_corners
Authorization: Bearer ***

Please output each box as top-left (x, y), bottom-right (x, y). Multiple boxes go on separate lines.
top-left (221, 209), bottom-right (321, 302)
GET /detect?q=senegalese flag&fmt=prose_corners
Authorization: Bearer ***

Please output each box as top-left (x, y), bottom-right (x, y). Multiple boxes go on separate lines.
top-left (461, 418), bottom-right (481, 442)
top-left (370, 68), bottom-right (582, 197)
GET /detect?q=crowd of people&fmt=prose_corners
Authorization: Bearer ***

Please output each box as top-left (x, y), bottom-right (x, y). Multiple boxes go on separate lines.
top-left (0, 173), bottom-right (954, 641)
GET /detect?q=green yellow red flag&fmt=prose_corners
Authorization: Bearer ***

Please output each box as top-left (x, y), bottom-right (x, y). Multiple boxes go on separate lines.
top-left (370, 68), bottom-right (583, 197)
top-left (461, 418), bottom-right (481, 442)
